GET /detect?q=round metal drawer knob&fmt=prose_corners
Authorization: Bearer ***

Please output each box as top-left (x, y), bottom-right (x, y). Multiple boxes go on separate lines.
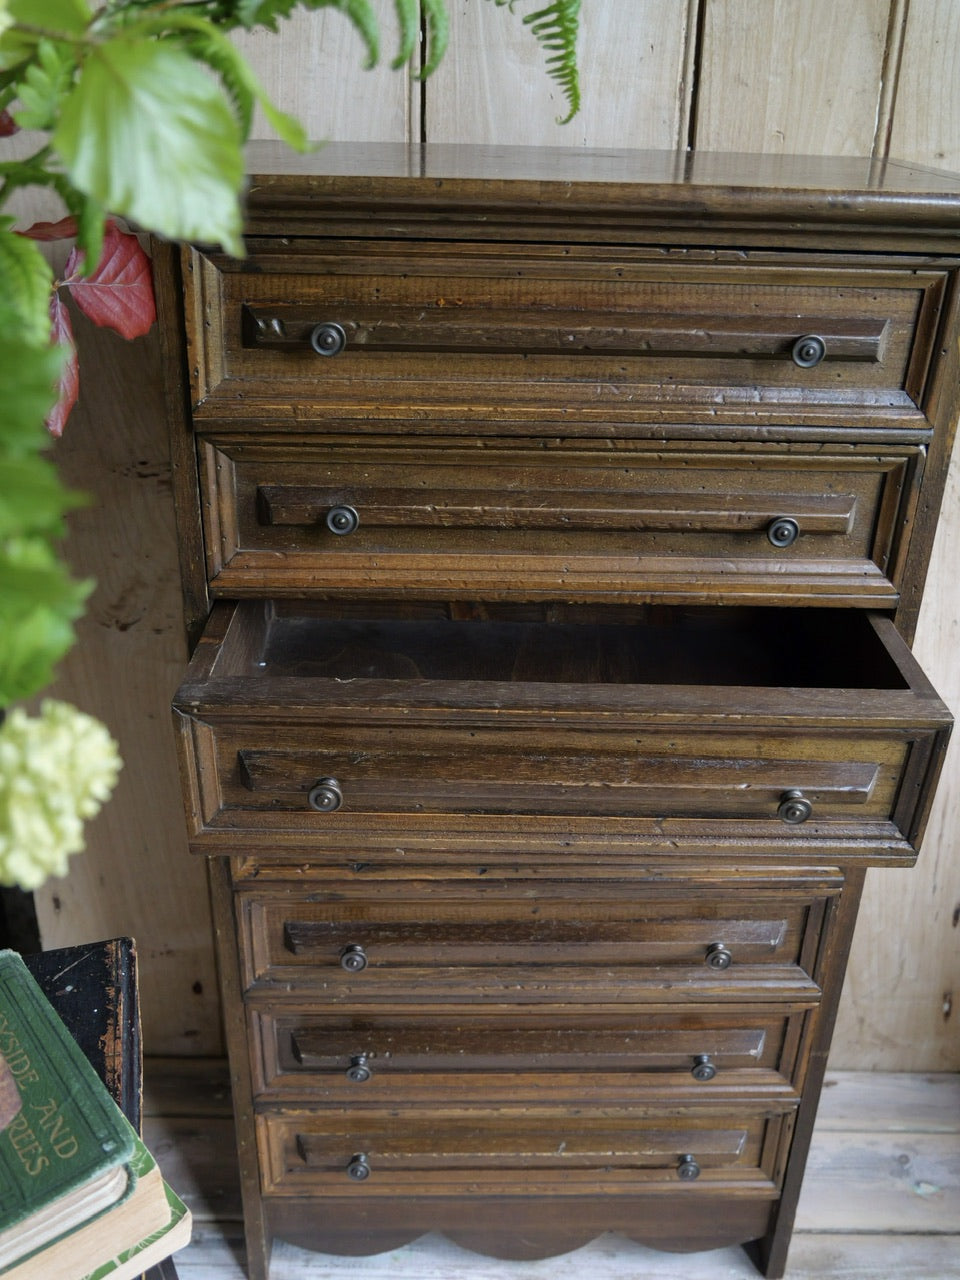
top-left (791, 334), bottom-right (826, 368)
top-left (778, 789), bottom-right (813, 825)
top-left (346, 1054), bottom-right (372, 1083)
top-left (677, 1154), bottom-right (701, 1181)
top-left (310, 322), bottom-right (347, 357)
top-left (308, 777), bottom-right (343, 813)
top-left (346, 1153), bottom-right (371, 1181)
top-left (705, 943), bottom-right (733, 971)
top-left (326, 504), bottom-right (359, 536)
top-left (767, 516), bottom-right (800, 548)
top-left (692, 1054), bottom-right (717, 1082)
top-left (339, 944), bottom-right (368, 973)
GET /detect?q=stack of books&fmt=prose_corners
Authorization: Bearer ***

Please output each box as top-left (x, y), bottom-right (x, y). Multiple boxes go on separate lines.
top-left (0, 949), bottom-right (191, 1279)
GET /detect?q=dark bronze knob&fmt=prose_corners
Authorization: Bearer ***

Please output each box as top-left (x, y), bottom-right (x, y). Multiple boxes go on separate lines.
top-left (778, 789), bottom-right (813, 825)
top-left (308, 777), bottom-right (342, 813)
top-left (791, 334), bottom-right (826, 368)
top-left (767, 516), bottom-right (800, 548)
top-left (677, 1154), bottom-right (701, 1181)
top-left (310, 322), bottom-right (347, 356)
top-left (346, 1153), bottom-right (370, 1181)
top-left (692, 1054), bottom-right (717, 1082)
top-left (346, 1054), bottom-right (372, 1083)
top-left (339, 944), bottom-right (368, 973)
top-left (326, 505), bottom-right (359, 536)
top-left (705, 943), bottom-right (732, 971)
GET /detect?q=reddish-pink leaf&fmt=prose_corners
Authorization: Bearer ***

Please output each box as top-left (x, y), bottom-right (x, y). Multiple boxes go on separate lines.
top-left (20, 216), bottom-right (79, 242)
top-left (46, 295), bottom-right (79, 438)
top-left (63, 221), bottom-right (156, 339)
top-left (0, 110), bottom-right (17, 137)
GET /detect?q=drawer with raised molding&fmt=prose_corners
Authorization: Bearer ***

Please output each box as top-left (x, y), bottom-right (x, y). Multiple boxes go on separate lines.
top-left (247, 1006), bottom-right (811, 1104)
top-left (173, 600), bottom-right (951, 862)
top-left (198, 436), bottom-right (922, 607)
top-left (185, 241), bottom-right (946, 430)
top-left (233, 876), bottom-right (833, 1000)
top-left (255, 1101), bottom-right (795, 1198)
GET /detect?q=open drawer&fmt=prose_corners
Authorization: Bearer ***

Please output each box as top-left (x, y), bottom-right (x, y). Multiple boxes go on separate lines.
top-left (173, 600), bottom-right (951, 863)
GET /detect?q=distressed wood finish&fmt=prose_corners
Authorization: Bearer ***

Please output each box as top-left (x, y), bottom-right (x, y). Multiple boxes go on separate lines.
top-left (166, 147), bottom-right (959, 1279)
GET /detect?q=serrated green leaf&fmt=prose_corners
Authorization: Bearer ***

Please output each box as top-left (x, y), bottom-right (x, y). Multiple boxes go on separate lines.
top-left (12, 38), bottom-right (74, 131)
top-left (418, 0), bottom-right (449, 77)
top-left (0, 0), bottom-right (90, 71)
top-left (0, 533), bottom-right (91, 706)
top-left (0, 230), bottom-right (53, 346)
top-left (0, 455), bottom-right (86, 539)
top-left (390, 0), bottom-right (419, 69)
top-left (53, 37), bottom-right (245, 255)
top-left (0, 336), bottom-right (62, 446)
top-left (154, 14), bottom-right (308, 149)
top-left (311, 0), bottom-right (379, 69)
top-left (9, 0), bottom-right (89, 32)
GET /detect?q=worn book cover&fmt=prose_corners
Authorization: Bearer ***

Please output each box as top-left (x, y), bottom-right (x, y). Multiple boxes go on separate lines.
top-left (0, 950), bottom-right (136, 1267)
top-left (3, 1127), bottom-right (175, 1280)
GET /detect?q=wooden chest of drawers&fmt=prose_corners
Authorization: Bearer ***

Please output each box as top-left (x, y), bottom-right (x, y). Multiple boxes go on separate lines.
top-left (165, 146), bottom-right (959, 1279)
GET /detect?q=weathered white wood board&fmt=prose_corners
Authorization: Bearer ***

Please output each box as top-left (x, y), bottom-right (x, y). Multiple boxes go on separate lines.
top-left (426, 0), bottom-right (696, 148)
top-left (830, 0), bottom-right (960, 1071)
top-left (230, 6), bottom-right (417, 142)
top-left (694, 0), bottom-right (892, 154)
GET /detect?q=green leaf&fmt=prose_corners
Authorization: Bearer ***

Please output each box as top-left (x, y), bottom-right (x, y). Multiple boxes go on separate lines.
top-left (156, 14), bottom-right (308, 149)
top-left (522, 0), bottom-right (581, 123)
top-left (390, 0), bottom-right (419, 70)
top-left (12, 37), bottom-right (74, 131)
top-left (229, 0), bottom-right (299, 31)
top-left (0, 230), bottom-right (53, 346)
top-left (419, 0), bottom-right (449, 77)
top-left (0, 0), bottom-right (90, 71)
top-left (53, 37), bottom-right (245, 255)
top-left (0, 454), bottom-right (86, 539)
top-left (0, 535), bottom-right (91, 705)
top-left (0, 335), bottom-right (62, 446)
top-left (8, 0), bottom-right (89, 32)
top-left (313, 0), bottom-right (379, 69)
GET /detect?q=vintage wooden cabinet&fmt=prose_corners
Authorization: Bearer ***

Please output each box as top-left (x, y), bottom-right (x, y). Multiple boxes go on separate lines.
top-left (164, 146), bottom-right (959, 1279)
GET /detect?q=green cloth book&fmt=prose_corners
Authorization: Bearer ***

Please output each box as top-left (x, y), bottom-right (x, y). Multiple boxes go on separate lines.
top-left (0, 949), bottom-right (137, 1269)
top-left (4, 1128), bottom-right (184, 1280)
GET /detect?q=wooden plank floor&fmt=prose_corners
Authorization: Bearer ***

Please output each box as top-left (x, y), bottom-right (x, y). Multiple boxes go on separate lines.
top-left (142, 1064), bottom-right (960, 1279)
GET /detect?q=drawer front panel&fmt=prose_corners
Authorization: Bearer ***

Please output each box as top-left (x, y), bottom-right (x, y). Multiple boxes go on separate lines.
top-left (250, 1007), bottom-right (807, 1101)
top-left (188, 245), bottom-right (941, 426)
top-left (257, 1106), bottom-right (790, 1197)
top-left (219, 725), bottom-right (902, 823)
top-left (238, 885), bottom-right (824, 985)
top-left (200, 438), bottom-right (919, 605)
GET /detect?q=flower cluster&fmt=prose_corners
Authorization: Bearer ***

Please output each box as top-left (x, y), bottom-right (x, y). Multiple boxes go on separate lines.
top-left (0, 701), bottom-right (121, 891)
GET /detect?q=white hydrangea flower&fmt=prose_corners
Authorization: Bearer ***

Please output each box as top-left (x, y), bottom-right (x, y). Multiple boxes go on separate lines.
top-left (0, 701), bottom-right (122, 891)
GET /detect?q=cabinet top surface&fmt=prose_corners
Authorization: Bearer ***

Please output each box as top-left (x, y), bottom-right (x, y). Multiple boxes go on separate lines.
top-left (243, 142), bottom-right (960, 226)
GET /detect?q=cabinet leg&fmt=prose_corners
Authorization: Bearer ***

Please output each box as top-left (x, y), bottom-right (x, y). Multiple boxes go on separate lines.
top-left (749, 867), bottom-right (867, 1278)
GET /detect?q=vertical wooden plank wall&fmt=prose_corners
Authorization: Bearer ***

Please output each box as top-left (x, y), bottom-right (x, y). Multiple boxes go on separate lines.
top-left (32, 0), bottom-right (959, 1067)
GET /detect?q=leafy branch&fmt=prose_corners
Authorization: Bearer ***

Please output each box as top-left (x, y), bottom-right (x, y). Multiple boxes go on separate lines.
top-left (0, 0), bottom-right (581, 886)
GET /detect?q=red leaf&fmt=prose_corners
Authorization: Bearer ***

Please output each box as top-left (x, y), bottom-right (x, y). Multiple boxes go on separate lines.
top-left (0, 110), bottom-right (17, 137)
top-left (46, 295), bottom-right (79, 438)
top-left (64, 221), bottom-right (156, 339)
top-left (20, 216), bottom-right (79, 242)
